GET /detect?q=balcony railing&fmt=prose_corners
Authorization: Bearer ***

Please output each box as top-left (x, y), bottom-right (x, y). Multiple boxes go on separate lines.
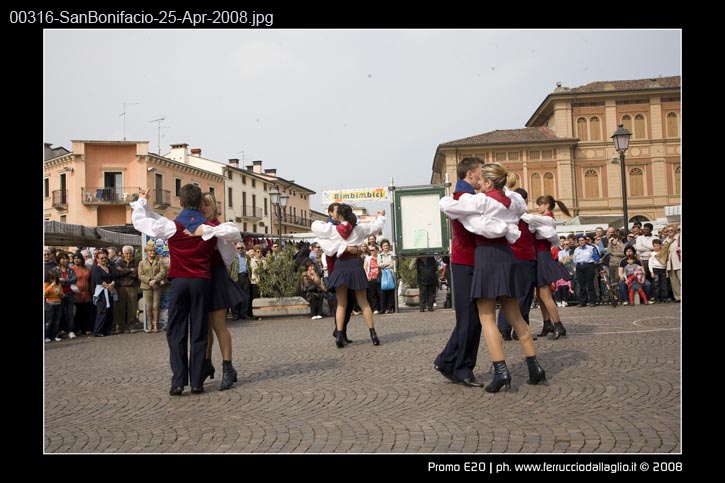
top-left (274, 213), bottom-right (313, 228)
top-left (152, 189), bottom-right (171, 208)
top-left (82, 187), bottom-right (139, 205)
top-left (52, 190), bottom-right (67, 209)
top-left (241, 205), bottom-right (264, 220)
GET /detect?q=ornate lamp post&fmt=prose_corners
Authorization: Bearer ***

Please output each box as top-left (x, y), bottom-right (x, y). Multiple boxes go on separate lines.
top-left (269, 187), bottom-right (289, 247)
top-left (611, 124), bottom-right (632, 232)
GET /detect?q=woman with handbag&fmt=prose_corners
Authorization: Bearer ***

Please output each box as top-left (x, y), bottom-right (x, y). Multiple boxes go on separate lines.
top-left (377, 239), bottom-right (396, 314)
top-left (312, 204), bottom-right (386, 348)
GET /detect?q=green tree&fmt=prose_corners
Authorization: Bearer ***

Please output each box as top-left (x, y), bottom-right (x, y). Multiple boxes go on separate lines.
top-left (256, 245), bottom-right (304, 298)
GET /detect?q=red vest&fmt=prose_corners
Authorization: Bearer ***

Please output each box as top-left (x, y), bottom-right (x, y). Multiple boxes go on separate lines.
top-left (450, 191), bottom-right (476, 266)
top-left (510, 219), bottom-right (536, 261)
top-left (168, 220), bottom-right (217, 279)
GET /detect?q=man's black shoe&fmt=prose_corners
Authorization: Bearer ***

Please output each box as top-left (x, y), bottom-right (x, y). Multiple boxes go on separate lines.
top-left (434, 365), bottom-right (457, 382)
top-left (190, 387), bottom-right (204, 394)
top-left (169, 386), bottom-right (183, 396)
top-left (459, 376), bottom-right (484, 388)
top-left (501, 331), bottom-right (512, 341)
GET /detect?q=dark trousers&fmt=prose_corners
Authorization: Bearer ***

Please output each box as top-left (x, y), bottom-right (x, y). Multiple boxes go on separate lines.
top-left (60, 293), bottom-right (76, 333)
top-left (379, 288), bottom-right (395, 313)
top-left (235, 273), bottom-right (251, 317)
top-left (366, 279), bottom-right (380, 312)
top-left (419, 283), bottom-right (437, 310)
top-left (652, 268), bottom-right (670, 301)
top-left (497, 259), bottom-right (536, 332)
top-left (166, 278), bottom-right (210, 389)
top-left (434, 264), bottom-right (482, 381)
top-left (93, 297), bottom-right (114, 336)
top-left (249, 284), bottom-right (260, 317)
top-left (74, 301), bottom-right (94, 334)
top-left (576, 263), bottom-right (597, 305)
top-left (45, 303), bottom-right (62, 339)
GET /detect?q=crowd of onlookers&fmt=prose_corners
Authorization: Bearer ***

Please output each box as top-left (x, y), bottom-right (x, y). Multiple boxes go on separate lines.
top-left (43, 245), bottom-right (161, 342)
top-left (550, 221), bottom-right (681, 307)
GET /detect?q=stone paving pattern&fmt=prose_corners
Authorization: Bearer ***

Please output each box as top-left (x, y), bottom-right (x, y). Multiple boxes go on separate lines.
top-left (44, 298), bottom-right (680, 453)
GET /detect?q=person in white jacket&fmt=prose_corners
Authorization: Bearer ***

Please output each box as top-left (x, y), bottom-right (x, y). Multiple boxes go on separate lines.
top-left (311, 204), bottom-right (385, 348)
top-left (439, 163), bottom-right (547, 393)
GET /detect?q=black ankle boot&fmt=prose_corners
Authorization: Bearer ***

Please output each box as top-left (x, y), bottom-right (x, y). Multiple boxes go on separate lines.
top-left (369, 328), bottom-right (380, 346)
top-left (525, 356), bottom-right (547, 385)
top-left (219, 360), bottom-right (238, 391)
top-left (335, 330), bottom-right (345, 348)
top-left (201, 358), bottom-right (215, 382)
top-left (550, 321), bottom-right (567, 340)
top-left (538, 320), bottom-right (555, 337)
top-left (342, 331), bottom-right (353, 344)
top-left (485, 361), bottom-right (512, 393)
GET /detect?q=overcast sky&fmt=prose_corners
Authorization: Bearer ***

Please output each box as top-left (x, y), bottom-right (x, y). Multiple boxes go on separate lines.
top-left (44, 29), bottom-right (680, 217)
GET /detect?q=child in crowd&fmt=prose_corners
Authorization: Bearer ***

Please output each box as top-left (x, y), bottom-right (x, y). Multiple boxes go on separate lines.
top-left (624, 256), bottom-right (648, 305)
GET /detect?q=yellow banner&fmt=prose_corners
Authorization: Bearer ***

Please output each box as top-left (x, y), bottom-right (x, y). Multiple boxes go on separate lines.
top-left (322, 187), bottom-right (389, 205)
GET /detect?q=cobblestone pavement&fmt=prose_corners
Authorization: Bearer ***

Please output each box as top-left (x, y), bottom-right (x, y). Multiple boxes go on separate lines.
top-left (44, 297), bottom-right (680, 453)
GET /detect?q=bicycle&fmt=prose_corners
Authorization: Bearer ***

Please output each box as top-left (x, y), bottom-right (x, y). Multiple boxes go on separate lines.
top-left (597, 263), bottom-right (619, 308)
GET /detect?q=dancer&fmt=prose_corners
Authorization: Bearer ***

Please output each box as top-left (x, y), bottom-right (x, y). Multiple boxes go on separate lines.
top-left (312, 204), bottom-right (385, 348)
top-left (440, 163), bottom-right (546, 392)
top-left (194, 192), bottom-right (246, 391)
top-left (521, 195), bottom-right (573, 339)
top-left (434, 157), bottom-right (485, 387)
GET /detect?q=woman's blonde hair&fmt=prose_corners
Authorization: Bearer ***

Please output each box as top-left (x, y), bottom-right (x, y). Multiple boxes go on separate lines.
top-left (481, 163), bottom-right (517, 190)
top-left (201, 192), bottom-right (219, 219)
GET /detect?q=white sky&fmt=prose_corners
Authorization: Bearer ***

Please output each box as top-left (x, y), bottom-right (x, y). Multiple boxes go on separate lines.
top-left (44, 29), bottom-right (680, 219)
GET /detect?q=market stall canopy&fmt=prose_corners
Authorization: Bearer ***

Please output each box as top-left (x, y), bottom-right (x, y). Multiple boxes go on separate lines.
top-left (44, 220), bottom-right (141, 248)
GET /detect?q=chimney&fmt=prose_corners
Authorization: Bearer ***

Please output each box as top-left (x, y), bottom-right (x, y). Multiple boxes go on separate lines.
top-left (169, 143), bottom-right (189, 163)
top-left (252, 160), bottom-right (263, 174)
top-left (228, 158), bottom-right (239, 167)
top-left (264, 168), bottom-right (277, 177)
top-left (191, 148), bottom-right (202, 157)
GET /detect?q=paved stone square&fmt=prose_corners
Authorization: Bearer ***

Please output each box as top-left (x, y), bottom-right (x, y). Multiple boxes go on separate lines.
top-left (44, 298), bottom-right (680, 453)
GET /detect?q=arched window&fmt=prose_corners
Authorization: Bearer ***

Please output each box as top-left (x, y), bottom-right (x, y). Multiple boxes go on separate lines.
top-left (530, 173), bottom-right (542, 202)
top-left (629, 167), bottom-right (644, 196)
top-left (674, 165), bottom-right (681, 195)
top-left (634, 114), bottom-right (646, 139)
top-left (589, 116), bottom-right (601, 141)
top-left (584, 169), bottom-right (599, 198)
top-left (514, 173), bottom-right (521, 189)
top-left (667, 112), bottom-right (679, 138)
top-left (577, 117), bottom-right (588, 141)
top-left (621, 114), bottom-right (633, 134)
top-left (543, 172), bottom-right (555, 196)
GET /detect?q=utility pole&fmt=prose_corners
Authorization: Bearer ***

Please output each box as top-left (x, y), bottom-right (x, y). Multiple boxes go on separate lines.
top-left (119, 101), bottom-right (139, 141)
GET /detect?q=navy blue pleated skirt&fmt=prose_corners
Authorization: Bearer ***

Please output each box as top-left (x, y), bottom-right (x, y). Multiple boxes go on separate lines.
top-left (209, 264), bottom-right (246, 312)
top-left (327, 257), bottom-right (368, 291)
top-left (535, 250), bottom-right (573, 287)
top-left (471, 244), bottom-right (529, 300)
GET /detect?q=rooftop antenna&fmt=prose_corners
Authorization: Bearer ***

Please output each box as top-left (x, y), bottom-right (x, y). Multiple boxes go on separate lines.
top-left (120, 101), bottom-right (139, 141)
top-left (235, 150), bottom-right (245, 162)
top-left (149, 116), bottom-right (166, 155)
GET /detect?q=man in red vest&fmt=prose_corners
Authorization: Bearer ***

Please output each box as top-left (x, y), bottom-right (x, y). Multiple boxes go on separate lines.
top-left (132, 185), bottom-right (217, 396)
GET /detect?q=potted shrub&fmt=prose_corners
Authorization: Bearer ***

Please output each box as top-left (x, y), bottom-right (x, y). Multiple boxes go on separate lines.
top-left (253, 245), bottom-right (310, 318)
top-left (397, 257), bottom-right (420, 306)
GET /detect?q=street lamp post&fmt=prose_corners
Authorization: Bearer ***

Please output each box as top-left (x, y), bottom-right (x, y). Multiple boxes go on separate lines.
top-left (611, 124), bottom-right (632, 233)
top-left (269, 187), bottom-right (289, 248)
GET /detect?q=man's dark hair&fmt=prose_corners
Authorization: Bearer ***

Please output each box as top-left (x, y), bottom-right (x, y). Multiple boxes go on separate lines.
top-left (456, 157), bottom-right (484, 180)
top-left (514, 187), bottom-right (528, 201)
top-left (644, 222), bottom-right (653, 230)
top-left (327, 202), bottom-right (340, 214)
top-left (179, 184), bottom-right (202, 210)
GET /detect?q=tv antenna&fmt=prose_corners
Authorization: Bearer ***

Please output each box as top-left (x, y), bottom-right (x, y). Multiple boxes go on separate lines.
top-left (119, 101), bottom-right (139, 140)
top-left (149, 116), bottom-right (167, 155)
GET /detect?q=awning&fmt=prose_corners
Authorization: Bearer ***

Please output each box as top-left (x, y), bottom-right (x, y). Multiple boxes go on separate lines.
top-left (44, 220), bottom-right (142, 248)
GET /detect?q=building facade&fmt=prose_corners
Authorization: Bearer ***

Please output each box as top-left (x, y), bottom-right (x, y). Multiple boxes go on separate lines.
top-left (431, 76), bottom-right (681, 226)
top-left (44, 140), bottom-right (225, 227)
